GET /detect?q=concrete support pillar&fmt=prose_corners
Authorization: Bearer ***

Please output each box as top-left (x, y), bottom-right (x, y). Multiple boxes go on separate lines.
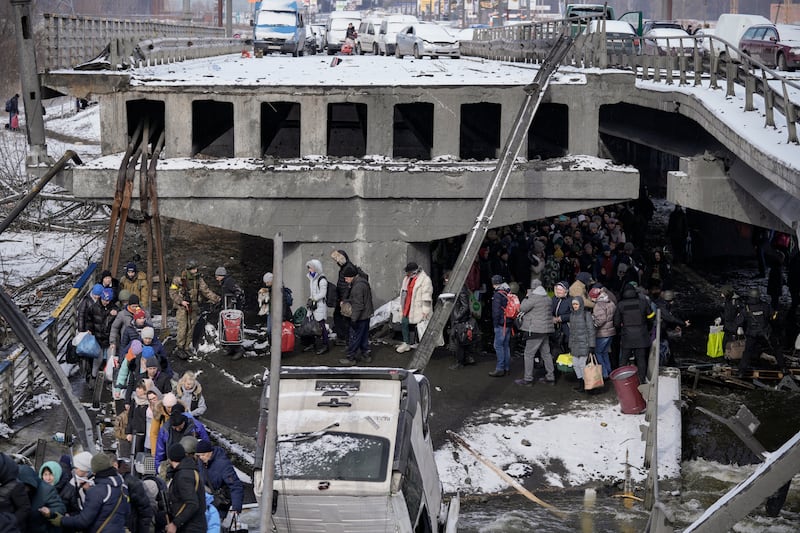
top-left (11, 0), bottom-right (49, 166)
top-left (300, 98), bottom-right (327, 156)
top-left (366, 97), bottom-right (392, 156)
top-left (236, 98), bottom-right (260, 158)
top-left (432, 101), bottom-right (460, 158)
top-left (566, 101), bottom-right (599, 155)
top-left (166, 95), bottom-right (193, 157)
top-left (283, 240), bottom-right (431, 308)
top-left (99, 94), bottom-right (127, 155)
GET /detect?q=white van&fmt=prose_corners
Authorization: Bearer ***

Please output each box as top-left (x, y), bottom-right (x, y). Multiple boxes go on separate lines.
top-left (357, 16), bottom-right (383, 55)
top-left (326, 10), bottom-right (362, 55)
top-left (712, 13), bottom-right (771, 60)
top-left (257, 366), bottom-right (459, 532)
top-left (377, 14), bottom-right (419, 56)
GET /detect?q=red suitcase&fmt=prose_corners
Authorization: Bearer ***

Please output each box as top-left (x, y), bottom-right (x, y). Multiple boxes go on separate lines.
top-left (281, 321), bottom-right (295, 353)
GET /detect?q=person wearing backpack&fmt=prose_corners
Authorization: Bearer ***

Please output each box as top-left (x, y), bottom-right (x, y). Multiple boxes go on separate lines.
top-left (489, 275), bottom-right (514, 377)
top-left (305, 259), bottom-right (331, 355)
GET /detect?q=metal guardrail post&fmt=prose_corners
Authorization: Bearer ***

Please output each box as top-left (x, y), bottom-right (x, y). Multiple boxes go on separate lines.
top-left (783, 84), bottom-right (798, 144)
top-left (763, 70), bottom-right (776, 128)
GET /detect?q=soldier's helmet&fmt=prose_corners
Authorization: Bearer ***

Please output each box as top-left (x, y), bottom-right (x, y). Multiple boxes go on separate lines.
top-left (186, 258), bottom-right (199, 270)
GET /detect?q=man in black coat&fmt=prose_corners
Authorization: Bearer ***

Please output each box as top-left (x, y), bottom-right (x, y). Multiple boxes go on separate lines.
top-left (166, 444), bottom-right (206, 533)
top-left (0, 452), bottom-right (30, 531)
top-left (739, 288), bottom-right (782, 375)
top-left (114, 458), bottom-right (154, 533)
top-left (339, 264), bottom-right (374, 365)
top-left (446, 271), bottom-right (477, 370)
top-left (614, 283), bottom-right (654, 383)
top-left (331, 250), bottom-right (367, 346)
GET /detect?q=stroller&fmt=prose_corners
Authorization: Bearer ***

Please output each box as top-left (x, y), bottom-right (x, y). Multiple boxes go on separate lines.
top-left (219, 294), bottom-right (244, 347)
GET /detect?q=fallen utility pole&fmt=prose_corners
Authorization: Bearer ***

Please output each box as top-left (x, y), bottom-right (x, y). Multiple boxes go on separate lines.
top-left (409, 33), bottom-right (574, 371)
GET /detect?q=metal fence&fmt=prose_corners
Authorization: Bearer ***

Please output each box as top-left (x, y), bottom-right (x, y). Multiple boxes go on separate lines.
top-left (39, 13), bottom-right (233, 72)
top-left (464, 20), bottom-right (800, 145)
top-left (0, 263), bottom-right (97, 424)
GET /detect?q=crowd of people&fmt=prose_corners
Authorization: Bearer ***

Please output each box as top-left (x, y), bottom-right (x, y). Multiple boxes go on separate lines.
top-left (433, 204), bottom-right (797, 388)
top-left (34, 260), bottom-right (248, 531)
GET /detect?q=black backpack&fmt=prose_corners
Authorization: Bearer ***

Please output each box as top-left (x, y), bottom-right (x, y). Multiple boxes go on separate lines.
top-left (4, 100), bottom-right (11, 113)
top-left (322, 276), bottom-right (338, 305)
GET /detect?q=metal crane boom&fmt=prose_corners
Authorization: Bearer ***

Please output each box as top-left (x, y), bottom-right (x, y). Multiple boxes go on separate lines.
top-left (408, 32), bottom-right (575, 371)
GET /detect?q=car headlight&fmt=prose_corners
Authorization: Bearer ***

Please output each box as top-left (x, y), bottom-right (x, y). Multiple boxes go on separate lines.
top-left (790, 48), bottom-right (800, 54)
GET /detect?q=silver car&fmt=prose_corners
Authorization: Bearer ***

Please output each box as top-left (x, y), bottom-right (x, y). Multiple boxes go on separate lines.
top-left (395, 22), bottom-right (460, 59)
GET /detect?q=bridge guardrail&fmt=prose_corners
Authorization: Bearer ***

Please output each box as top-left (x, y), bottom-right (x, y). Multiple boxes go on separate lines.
top-left (0, 263), bottom-right (96, 425)
top-left (40, 13), bottom-right (226, 72)
top-left (465, 19), bottom-right (800, 145)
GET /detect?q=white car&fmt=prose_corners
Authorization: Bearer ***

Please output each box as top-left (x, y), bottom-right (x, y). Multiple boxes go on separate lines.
top-left (377, 15), bottom-right (418, 56)
top-left (643, 28), bottom-right (697, 56)
top-left (583, 19), bottom-right (639, 55)
top-left (395, 22), bottom-right (460, 59)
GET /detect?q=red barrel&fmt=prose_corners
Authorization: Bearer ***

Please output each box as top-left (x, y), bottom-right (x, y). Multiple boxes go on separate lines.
top-left (610, 365), bottom-right (646, 414)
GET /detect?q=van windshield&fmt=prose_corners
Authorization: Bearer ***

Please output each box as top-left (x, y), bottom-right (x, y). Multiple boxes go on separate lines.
top-left (257, 11), bottom-right (296, 27)
top-left (275, 432), bottom-right (390, 482)
top-left (331, 19), bottom-right (359, 30)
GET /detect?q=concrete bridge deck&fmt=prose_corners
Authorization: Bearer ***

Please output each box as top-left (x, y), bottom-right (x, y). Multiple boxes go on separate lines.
top-left (41, 53), bottom-right (800, 302)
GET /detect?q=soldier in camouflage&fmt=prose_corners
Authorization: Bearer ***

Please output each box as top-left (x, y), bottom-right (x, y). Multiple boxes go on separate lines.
top-left (169, 259), bottom-right (220, 357)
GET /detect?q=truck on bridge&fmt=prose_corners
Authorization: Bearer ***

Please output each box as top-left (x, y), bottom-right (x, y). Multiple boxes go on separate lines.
top-left (252, 0), bottom-right (308, 57)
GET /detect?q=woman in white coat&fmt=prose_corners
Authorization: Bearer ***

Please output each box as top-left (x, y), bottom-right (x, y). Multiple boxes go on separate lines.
top-left (306, 259), bottom-right (330, 354)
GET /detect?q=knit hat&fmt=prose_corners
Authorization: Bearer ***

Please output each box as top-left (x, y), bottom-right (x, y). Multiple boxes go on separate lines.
top-left (180, 436), bottom-right (198, 454)
top-left (404, 262), bottom-right (419, 273)
top-left (125, 262), bottom-right (137, 272)
top-left (90, 452), bottom-right (112, 473)
top-left (101, 288), bottom-right (114, 301)
top-left (142, 346), bottom-right (155, 359)
top-left (141, 326), bottom-right (155, 340)
top-left (128, 294), bottom-right (140, 305)
top-left (624, 242), bottom-right (635, 253)
top-left (162, 392), bottom-right (178, 408)
top-left (167, 443), bottom-right (186, 462)
top-left (133, 308), bottom-right (146, 321)
top-left (491, 275), bottom-right (503, 286)
top-left (130, 339), bottom-right (143, 356)
top-left (215, 266), bottom-right (227, 277)
top-left (170, 412), bottom-right (186, 427)
top-left (553, 248), bottom-right (565, 260)
top-left (576, 272), bottom-right (592, 285)
top-left (91, 284), bottom-right (104, 297)
top-left (342, 264), bottom-right (358, 278)
top-left (196, 440), bottom-right (214, 454)
top-left (589, 287), bottom-right (602, 299)
top-left (72, 451), bottom-right (93, 473)
top-left (555, 281), bottom-right (569, 292)
top-left (118, 290), bottom-right (131, 302)
top-left (145, 356), bottom-right (159, 369)
top-left (263, 272), bottom-right (273, 285)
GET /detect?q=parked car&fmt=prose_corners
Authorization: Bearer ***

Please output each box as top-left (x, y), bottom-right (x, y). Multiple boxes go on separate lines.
top-left (739, 23), bottom-right (800, 71)
top-left (711, 13), bottom-right (771, 61)
top-left (642, 28), bottom-right (696, 56)
top-left (395, 22), bottom-right (460, 59)
top-left (357, 17), bottom-right (383, 55)
top-left (583, 19), bottom-right (640, 55)
top-left (377, 14), bottom-right (418, 56)
top-left (642, 19), bottom-right (683, 35)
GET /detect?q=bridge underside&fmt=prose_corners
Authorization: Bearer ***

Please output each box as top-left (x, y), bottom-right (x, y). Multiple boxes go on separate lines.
top-left (598, 102), bottom-right (797, 237)
top-left (68, 158), bottom-right (638, 302)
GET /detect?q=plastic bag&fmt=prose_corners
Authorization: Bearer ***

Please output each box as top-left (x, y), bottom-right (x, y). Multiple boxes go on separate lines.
top-left (556, 352), bottom-right (574, 373)
top-left (76, 333), bottom-right (101, 359)
top-left (72, 331), bottom-right (88, 347)
top-left (707, 325), bottom-right (724, 358)
top-left (583, 354), bottom-right (604, 390)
